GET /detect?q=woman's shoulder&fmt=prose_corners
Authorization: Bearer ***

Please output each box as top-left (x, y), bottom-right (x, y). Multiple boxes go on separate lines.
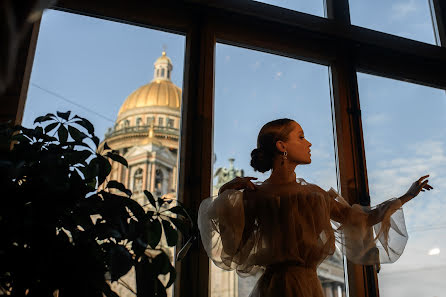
top-left (296, 178), bottom-right (328, 193)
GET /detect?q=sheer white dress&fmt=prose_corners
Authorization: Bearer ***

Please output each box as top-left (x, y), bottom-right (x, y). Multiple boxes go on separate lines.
top-left (198, 178), bottom-right (408, 297)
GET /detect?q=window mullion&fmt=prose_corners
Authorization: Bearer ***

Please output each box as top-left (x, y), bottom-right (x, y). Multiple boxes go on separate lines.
top-left (430, 0), bottom-right (446, 46)
top-left (175, 15), bottom-right (215, 297)
top-left (325, 1), bottom-right (379, 297)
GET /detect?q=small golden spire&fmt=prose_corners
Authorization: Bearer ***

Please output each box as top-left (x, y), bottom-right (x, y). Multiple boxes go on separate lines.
top-left (148, 123), bottom-right (154, 138)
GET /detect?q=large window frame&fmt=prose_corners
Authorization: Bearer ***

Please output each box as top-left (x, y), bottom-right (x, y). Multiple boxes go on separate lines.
top-left (3, 0), bottom-right (446, 296)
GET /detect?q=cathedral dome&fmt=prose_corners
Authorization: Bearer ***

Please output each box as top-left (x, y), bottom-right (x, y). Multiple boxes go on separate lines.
top-left (118, 51), bottom-right (181, 116)
top-left (118, 80), bottom-right (181, 115)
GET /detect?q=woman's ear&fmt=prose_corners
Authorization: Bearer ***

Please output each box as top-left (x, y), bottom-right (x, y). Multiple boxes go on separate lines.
top-left (276, 140), bottom-right (286, 153)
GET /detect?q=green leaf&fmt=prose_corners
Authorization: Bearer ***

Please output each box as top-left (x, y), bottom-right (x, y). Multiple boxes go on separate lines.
top-left (71, 150), bottom-right (92, 163)
top-left (35, 126), bottom-right (43, 136)
top-left (57, 125), bottom-right (68, 143)
top-left (169, 217), bottom-right (189, 235)
top-left (106, 152), bottom-right (128, 167)
top-left (152, 252), bottom-right (171, 275)
top-left (157, 198), bottom-right (166, 208)
top-left (57, 111), bottom-right (71, 121)
top-left (95, 224), bottom-right (122, 240)
top-left (96, 155), bottom-right (112, 186)
top-left (107, 180), bottom-right (132, 197)
top-left (33, 113), bottom-right (54, 124)
top-left (65, 141), bottom-right (91, 149)
top-left (162, 219), bottom-right (178, 247)
top-left (74, 115), bottom-right (95, 134)
top-left (147, 218), bottom-right (162, 248)
top-left (44, 122), bottom-right (59, 133)
top-left (123, 198), bottom-right (145, 221)
top-left (104, 244), bottom-right (133, 282)
top-left (166, 264), bottom-right (177, 288)
top-left (144, 190), bottom-right (157, 209)
top-left (155, 278), bottom-right (168, 297)
top-left (166, 206), bottom-right (189, 218)
top-left (11, 134), bottom-right (29, 143)
top-left (68, 125), bottom-right (87, 142)
top-left (92, 135), bottom-right (100, 147)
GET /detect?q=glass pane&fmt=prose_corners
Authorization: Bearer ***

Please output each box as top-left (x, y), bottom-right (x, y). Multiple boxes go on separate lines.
top-left (211, 44), bottom-right (343, 297)
top-left (359, 73), bottom-right (446, 297)
top-left (23, 9), bottom-right (185, 297)
top-left (349, 0), bottom-right (436, 45)
top-left (253, 0), bottom-right (324, 17)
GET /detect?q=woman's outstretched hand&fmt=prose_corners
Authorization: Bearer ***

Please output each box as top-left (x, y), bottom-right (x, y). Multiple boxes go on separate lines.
top-left (400, 175), bottom-right (433, 205)
top-left (218, 177), bottom-right (258, 195)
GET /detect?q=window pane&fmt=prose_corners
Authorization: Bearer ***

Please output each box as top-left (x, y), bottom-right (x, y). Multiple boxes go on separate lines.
top-left (23, 9), bottom-right (185, 297)
top-left (253, 0), bottom-right (324, 17)
top-left (359, 73), bottom-right (446, 297)
top-left (349, 0), bottom-right (436, 44)
top-left (212, 44), bottom-right (343, 297)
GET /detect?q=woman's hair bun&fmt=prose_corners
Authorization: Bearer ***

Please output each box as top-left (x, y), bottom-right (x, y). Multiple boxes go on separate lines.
top-left (250, 148), bottom-right (273, 173)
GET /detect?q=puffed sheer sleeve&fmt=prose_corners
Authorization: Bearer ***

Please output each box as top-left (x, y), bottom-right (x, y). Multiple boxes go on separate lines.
top-left (198, 189), bottom-right (251, 272)
top-left (327, 188), bottom-right (408, 265)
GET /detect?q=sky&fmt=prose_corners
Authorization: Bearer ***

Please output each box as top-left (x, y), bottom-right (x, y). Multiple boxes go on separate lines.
top-left (22, 2), bottom-right (444, 297)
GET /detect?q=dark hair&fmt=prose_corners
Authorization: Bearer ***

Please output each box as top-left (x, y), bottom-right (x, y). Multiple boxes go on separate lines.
top-left (250, 118), bottom-right (295, 172)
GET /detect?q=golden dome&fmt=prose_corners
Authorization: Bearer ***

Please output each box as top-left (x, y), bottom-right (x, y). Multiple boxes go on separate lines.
top-left (118, 79), bottom-right (181, 115)
top-left (118, 51), bottom-right (181, 116)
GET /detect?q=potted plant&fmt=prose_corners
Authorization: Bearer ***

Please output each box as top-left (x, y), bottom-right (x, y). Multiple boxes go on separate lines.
top-left (0, 111), bottom-right (192, 297)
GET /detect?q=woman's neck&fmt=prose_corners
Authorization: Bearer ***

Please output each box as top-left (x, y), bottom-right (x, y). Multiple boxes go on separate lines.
top-left (267, 161), bottom-right (298, 184)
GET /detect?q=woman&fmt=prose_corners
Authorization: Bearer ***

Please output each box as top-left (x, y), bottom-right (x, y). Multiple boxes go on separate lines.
top-left (198, 119), bottom-right (433, 297)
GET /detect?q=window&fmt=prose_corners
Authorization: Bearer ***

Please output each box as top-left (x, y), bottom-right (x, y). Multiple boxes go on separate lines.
top-left (161, 68), bottom-right (165, 77)
top-left (158, 117), bottom-right (164, 126)
top-left (358, 73), bottom-right (446, 297)
top-left (12, 2), bottom-right (445, 297)
top-left (349, 0), bottom-right (436, 44)
top-left (133, 168), bottom-right (143, 194)
top-left (20, 9), bottom-right (185, 297)
top-left (167, 118), bottom-right (174, 128)
top-left (147, 116), bottom-right (154, 125)
top-left (212, 43), bottom-right (340, 297)
top-left (155, 168), bottom-right (164, 196)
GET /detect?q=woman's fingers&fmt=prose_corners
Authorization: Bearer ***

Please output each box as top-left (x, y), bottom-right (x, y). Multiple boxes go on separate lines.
top-left (245, 179), bottom-right (257, 190)
top-left (419, 180), bottom-right (433, 193)
top-left (242, 177), bottom-right (257, 190)
top-left (247, 181), bottom-right (256, 190)
top-left (423, 182), bottom-right (433, 190)
top-left (417, 175), bottom-right (429, 183)
top-left (234, 177), bottom-right (257, 190)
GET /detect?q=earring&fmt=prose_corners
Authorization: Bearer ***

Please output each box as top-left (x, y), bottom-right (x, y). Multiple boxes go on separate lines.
top-left (281, 151), bottom-right (288, 165)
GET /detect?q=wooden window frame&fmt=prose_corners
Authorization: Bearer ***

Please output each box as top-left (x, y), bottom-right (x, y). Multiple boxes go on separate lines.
top-left (4, 1), bottom-right (446, 297)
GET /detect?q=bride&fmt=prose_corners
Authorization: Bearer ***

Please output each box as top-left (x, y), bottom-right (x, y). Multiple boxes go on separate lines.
top-left (198, 118), bottom-right (433, 297)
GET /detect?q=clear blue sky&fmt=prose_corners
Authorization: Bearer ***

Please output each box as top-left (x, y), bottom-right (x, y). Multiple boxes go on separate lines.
top-left (23, 3), bottom-right (445, 296)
